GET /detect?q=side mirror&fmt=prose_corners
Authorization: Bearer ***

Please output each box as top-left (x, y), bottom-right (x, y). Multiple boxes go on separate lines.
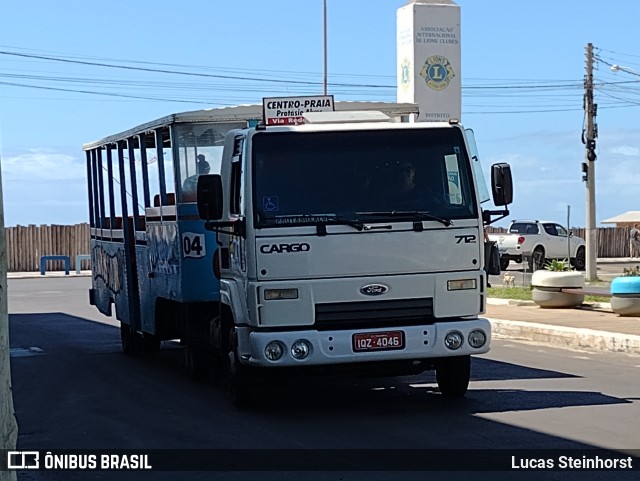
top-left (197, 174), bottom-right (223, 220)
top-left (491, 163), bottom-right (513, 206)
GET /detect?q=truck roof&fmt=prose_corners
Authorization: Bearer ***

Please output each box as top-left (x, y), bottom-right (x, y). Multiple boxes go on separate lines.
top-left (259, 118), bottom-right (460, 134)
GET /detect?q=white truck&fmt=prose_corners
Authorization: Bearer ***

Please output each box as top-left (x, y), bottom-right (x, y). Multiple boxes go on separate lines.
top-left (196, 102), bottom-right (513, 403)
top-left (489, 220), bottom-right (586, 271)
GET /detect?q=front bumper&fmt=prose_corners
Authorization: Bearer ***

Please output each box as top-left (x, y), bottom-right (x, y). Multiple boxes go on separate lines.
top-left (237, 319), bottom-right (491, 368)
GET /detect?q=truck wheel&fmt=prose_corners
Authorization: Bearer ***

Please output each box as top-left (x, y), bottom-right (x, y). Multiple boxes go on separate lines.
top-left (500, 257), bottom-right (510, 271)
top-left (436, 355), bottom-right (471, 397)
top-left (223, 326), bottom-right (252, 406)
top-left (573, 247), bottom-right (586, 271)
top-left (528, 248), bottom-right (546, 271)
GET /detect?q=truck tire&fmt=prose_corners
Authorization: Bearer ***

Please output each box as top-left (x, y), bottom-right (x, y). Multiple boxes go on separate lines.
top-left (436, 355), bottom-right (470, 397)
top-left (572, 247), bottom-right (586, 271)
top-left (120, 322), bottom-right (141, 355)
top-left (223, 325), bottom-right (252, 406)
top-left (528, 247), bottom-right (546, 271)
top-left (500, 257), bottom-right (510, 271)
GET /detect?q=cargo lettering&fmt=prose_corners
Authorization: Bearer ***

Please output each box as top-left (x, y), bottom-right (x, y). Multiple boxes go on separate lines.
top-left (260, 243), bottom-right (311, 254)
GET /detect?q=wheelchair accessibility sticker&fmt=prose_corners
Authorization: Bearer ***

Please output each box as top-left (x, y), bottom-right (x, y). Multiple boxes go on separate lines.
top-left (263, 196), bottom-right (279, 212)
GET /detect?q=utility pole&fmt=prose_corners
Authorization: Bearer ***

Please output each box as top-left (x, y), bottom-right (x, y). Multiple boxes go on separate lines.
top-left (583, 43), bottom-right (598, 282)
top-left (0, 155), bottom-right (18, 480)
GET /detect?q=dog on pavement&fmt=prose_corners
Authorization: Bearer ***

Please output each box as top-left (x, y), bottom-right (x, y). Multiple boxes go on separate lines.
top-left (503, 274), bottom-right (516, 288)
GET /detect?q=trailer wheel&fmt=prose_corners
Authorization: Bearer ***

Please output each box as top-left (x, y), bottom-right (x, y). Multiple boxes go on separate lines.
top-left (141, 334), bottom-right (161, 353)
top-left (120, 322), bottom-right (141, 355)
top-left (184, 346), bottom-right (207, 379)
top-left (436, 355), bottom-right (471, 397)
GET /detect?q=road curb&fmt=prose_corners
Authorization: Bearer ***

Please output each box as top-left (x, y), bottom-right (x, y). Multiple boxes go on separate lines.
top-left (487, 298), bottom-right (536, 307)
top-left (487, 297), bottom-right (612, 309)
top-left (489, 317), bottom-right (640, 356)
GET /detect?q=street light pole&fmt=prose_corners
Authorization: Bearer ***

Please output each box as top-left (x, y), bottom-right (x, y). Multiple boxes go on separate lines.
top-left (583, 43), bottom-right (598, 281)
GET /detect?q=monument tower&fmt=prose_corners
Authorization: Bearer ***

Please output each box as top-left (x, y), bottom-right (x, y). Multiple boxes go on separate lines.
top-left (397, 0), bottom-right (461, 122)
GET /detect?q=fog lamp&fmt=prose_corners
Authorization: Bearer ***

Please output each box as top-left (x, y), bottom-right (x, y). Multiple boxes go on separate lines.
top-left (264, 341), bottom-right (285, 361)
top-left (468, 330), bottom-right (487, 348)
top-left (291, 339), bottom-right (311, 360)
top-left (444, 331), bottom-right (464, 350)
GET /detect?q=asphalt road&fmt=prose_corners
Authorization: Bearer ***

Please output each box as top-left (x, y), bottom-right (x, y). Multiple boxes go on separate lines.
top-left (7, 277), bottom-right (640, 481)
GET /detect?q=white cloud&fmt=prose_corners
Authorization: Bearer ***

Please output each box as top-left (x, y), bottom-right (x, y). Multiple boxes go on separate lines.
top-left (610, 146), bottom-right (640, 157)
top-left (2, 149), bottom-right (85, 181)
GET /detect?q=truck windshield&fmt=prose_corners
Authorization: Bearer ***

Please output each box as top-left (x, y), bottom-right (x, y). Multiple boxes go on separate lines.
top-left (252, 128), bottom-right (478, 227)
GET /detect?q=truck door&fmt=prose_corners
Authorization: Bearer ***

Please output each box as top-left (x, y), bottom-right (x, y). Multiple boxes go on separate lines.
top-left (221, 135), bottom-right (247, 280)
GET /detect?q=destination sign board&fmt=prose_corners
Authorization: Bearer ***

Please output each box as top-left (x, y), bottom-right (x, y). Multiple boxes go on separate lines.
top-left (263, 95), bottom-right (335, 125)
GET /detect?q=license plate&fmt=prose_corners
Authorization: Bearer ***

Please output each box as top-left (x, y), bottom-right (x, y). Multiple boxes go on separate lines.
top-left (352, 331), bottom-right (405, 353)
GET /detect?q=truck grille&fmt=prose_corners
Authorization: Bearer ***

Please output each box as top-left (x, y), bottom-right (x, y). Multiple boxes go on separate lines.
top-left (314, 298), bottom-right (434, 331)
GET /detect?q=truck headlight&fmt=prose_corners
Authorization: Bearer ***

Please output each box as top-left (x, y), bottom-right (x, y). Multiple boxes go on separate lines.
top-left (447, 279), bottom-right (477, 291)
top-left (264, 288), bottom-right (298, 300)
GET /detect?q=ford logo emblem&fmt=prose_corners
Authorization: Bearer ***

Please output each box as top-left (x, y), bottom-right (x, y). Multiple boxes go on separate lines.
top-left (360, 284), bottom-right (389, 296)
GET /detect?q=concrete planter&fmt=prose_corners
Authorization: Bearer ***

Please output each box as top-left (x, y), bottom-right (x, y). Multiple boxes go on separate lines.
top-left (610, 277), bottom-right (640, 317)
top-left (531, 270), bottom-right (585, 308)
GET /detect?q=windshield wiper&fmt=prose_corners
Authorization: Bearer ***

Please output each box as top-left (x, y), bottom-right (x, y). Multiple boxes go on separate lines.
top-left (321, 215), bottom-right (364, 231)
top-left (357, 211), bottom-right (453, 227)
top-left (312, 214), bottom-right (364, 236)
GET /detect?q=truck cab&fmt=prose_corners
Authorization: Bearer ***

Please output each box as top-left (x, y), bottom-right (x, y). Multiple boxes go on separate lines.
top-left (198, 107), bottom-right (512, 401)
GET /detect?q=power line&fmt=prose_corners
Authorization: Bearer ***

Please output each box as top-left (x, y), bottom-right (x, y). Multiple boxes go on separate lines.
top-left (6, 46), bottom-right (640, 115)
top-left (0, 50), bottom-right (393, 89)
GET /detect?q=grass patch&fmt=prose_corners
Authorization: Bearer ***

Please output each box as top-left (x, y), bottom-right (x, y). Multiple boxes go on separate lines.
top-left (487, 287), bottom-right (532, 300)
top-left (585, 295), bottom-right (612, 303)
top-left (487, 286), bottom-right (611, 303)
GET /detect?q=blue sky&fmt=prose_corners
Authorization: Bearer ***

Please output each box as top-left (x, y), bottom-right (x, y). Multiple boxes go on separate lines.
top-left (1, 0), bottom-right (639, 228)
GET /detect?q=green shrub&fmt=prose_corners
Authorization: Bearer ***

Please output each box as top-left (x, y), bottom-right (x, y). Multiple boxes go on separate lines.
top-left (544, 259), bottom-right (572, 272)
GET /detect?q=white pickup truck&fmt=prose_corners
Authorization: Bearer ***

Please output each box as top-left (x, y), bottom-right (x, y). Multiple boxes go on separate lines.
top-left (489, 220), bottom-right (586, 271)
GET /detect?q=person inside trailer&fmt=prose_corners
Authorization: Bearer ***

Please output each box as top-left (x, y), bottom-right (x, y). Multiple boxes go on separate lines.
top-left (182, 154), bottom-right (210, 198)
